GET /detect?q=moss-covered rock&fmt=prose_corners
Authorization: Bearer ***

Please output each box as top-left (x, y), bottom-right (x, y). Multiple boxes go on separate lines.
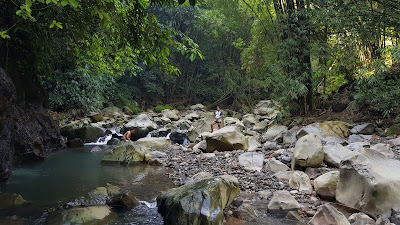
top-left (101, 141), bottom-right (148, 165)
top-left (47, 205), bottom-right (117, 225)
top-left (157, 175), bottom-right (240, 225)
top-left (0, 193), bottom-right (27, 210)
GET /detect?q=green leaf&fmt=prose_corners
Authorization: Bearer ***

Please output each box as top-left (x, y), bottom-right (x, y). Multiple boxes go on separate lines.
top-left (0, 31), bottom-right (11, 39)
top-left (69, 0), bottom-right (78, 8)
top-left (46, 0), bottom-right (51, 3)
top-left (61, 0), bottom-right (68, 6)
top-left (26, 0), bottom-right (32, 7)
top-left (55, 22), bottom-right (63, 29)
top-left (49, 23), bottom-right (55, 28)
top-left (189, 52), bottom-right (196, 61)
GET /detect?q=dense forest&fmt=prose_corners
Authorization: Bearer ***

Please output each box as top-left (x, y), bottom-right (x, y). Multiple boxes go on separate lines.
top-left (1, 0), bottom-right (400, 117)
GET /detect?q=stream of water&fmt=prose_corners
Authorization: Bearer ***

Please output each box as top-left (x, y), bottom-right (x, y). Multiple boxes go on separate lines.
top-left (0, 146), bottom-right (174, 224)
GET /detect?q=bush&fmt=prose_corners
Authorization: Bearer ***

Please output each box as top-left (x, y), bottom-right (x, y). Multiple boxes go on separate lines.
top-left (41, 69), bottom-right (115, 112)
top-left (354, 64), bottom-right (400, 117)
top-left (115, 96), bottom-right (142, 115)
top-left (154, 105), bottom-right (173, 113)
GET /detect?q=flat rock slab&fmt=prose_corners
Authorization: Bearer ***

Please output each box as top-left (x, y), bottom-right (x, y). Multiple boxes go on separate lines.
top-left (238, 152), bottom-right (264, 172)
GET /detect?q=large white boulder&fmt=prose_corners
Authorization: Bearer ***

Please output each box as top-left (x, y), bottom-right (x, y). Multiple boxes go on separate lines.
top-left (314, 171), bottom-right (339, 199)
top-left (187, 115), bottom-right (214, 142)
top-left (289, 171), bottom-right (313, 194)
top-left (323, 143), bottom-right (357, 168)
top-left (350, 123), bottom-right (375, 135)
top-left (204, 126), bottom-right (248, 152)
top-left (297, 121), bottom-right (349, 143)
top-left (124, 114), bottom-right (158, 140)
top-left (253, 100), bottom-right (281, 118)
top-left (262, 125), bottom-right (288, 142)
top-left (267, 190), bottom-right (300, 213)
top-left (370, 143), bottom-right (395, 158)
top-left (264, 158), bottom-right (290, 173)
top-left (336, 149), bottom-right (400, 217)
top-left (238, 152), bottom-right (264, 172)
top-left (224, 117), bottom-right (245, 130)
top-left (135, 137), bottom-right (171, 150)
top-left (47, 205), bottom-right (117, 225)
top-left (293, 134), bottom-right (324, 167)
top-left (242, 114), bottom-right (258, 127)
top-left (161, 109), bottom-right (179, 121)
top-left (247, 135), bottom-right (262, 151)
top-left (102, 141), bottom-right (148, 165)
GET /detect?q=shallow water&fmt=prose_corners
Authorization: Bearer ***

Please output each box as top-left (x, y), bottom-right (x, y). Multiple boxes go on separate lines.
top-left (0, 146), bottom-right (174, 224)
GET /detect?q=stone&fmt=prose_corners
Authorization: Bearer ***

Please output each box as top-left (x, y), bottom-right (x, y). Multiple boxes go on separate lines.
top-left (157, 175), bottom-right (240, 225)
top-left (336, 149), bottom-right (400, 217)
top-left (90, 146), bottom-right (103, 152)
top-left (283, 130), bottom-right (297, 145)
top-left (185, 111), bottom-right (201, 121)
top-left (390, 210), bottom-right (400, 225)
top-left (224, 117), bottom-right (245, 130)
top-left (242, 114), bottom-right (258, 127)
top-left (47, 205), bottom-right (117, 225)
top-left (350, 123), bottom-right (375, 135)
top-left (285, 211), bottom-right (305, 223)
top-left (174, 119), bottom-right (192, 130)
top-left (107, 191), bottom-right (139, 208)
top-left (190, 104), bottom-right (206, 111)
top-left (123, 114), bottom-right (158, 140)
top-left (135, 137), bottom-right (171, 150)
top-left (187, 115), bottom-right (214, 142)
top-left (323, 143), bottom-right (356, 168)
top-left (370, 143), bottom-right (395, 158)
top-left (253, 100), bottom-right (281, 117)
top-left (253, 120), bottom-right (271, 132)
top-left (89, 112), bottom-right (103, 122)
top-left (375, 217), bottom-right (392, 225)
top-left (314, 171), bottom-right (339, 199)
top-left (61, 125), bottom-right (105, 143)
top-left (263, 141), bottom-right (277, 150)
top-left (66, 138), bottom-right (84, 148)
top-left (107, 138), bottom-right (120, 145)
top-left (273, 171), bottom-right (296, 182)
top-left (122, 106), bottom-right (133, 115)
top-left (232, 203), bottom-right (257, 221)
top-left (102, 106), bottom-right (122, 116)
top-left (204, 126), bottom-right (248, 152)
top-left (389, 137), bottom-right (400, 146)
top-left (247, 135), bottom-right (262, 151)
top-left (308, 203), bottom-right (350, 225)
top-left (267, 190), bottom-right (300, 214)
top-left (348, 134), bottom-right (372, 143)
top-left (289, 171), bottom-right (313, 194)
top-left (238, 152), bottom-right (264, 172)
top-left (0, 193), bottom-right (27, 210)
top-left (192, 140), bottom-right (206, 153)
top-left (144, 151), bottom-right (168, 165)
top-left (262, 125), bottom-right (288, 142)
top-left (169, 130), bottom-right (187, 144)
top-left (293, 133), bottom-right (324, 167)
top-left (192, 172), bottom-right (213, 182)
top-left (348, 212), bottom-right (375, 225)
top-left (346, 142), bottom-right (370, 151)
top-left (387, 124), bottom-right (400, 136)
top-left (161, 109), bottom-right (179, 121)
top-left (297, 121), bottom-right (349, 143)
top-left (102, 141), bottom-right (148, 165)
top-left (265, 158), bottom-right (290, 173)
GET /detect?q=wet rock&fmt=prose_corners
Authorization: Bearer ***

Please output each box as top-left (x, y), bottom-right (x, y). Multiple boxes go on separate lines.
top-left (265, 158), bottom-right (290, 173)
top-left (262, 125), bottom-right (288, 142)
top-left (107, 191), bottom-right (139, 208)
top-left (308, 203), bottom-right (350, 225)
top-left (289, 171), bottom-right (313, 194)
top-left (0, 193), bottom-right (27, 210)
top-left (157, 175), bottom-right (240, 225)
top-left (293, 134), bottom-right (324, 167)
top-left (66, 138), bottom-right (84, 148)
top-left (232, 203), bottom-right (257, 221)
top-left (267, 190), bottom-right (300, 214)
top-left (285, 211), bottom-right (305, 223)
top-left (107, 138), bottom-right (120, 145)
top-left (336, 149), bottom-right (400, 217)
top-left (370, 143), bottom-right (395, 158)
top-left (348, 212), bottom-right (375, 225)
top-left (61, 125), bottom-right (105, 143)
top-left (390, 210), bottom-right (400, 225)
top-left (90, 146), bottom-right (103, 152)
top-left (144, 151), bottom-right (168, 165)
top-left (350, 123), bottom-right (375, 135)
top-left (89, 112), bottom-right (103, 122)
top-left (169, 130), bottom-right (187, 144)
top-left (314, 171), bottom-right (339, 199)
top-left (204, 126), bottom-right (248, 152)
top-left (323, 143), bottom-right (356, 168)
top-left (102, 141), bottom-right (148, 165)
top-left (238, 152), bottom-right (264, 172)
top-left (47, 205), bottom-right (117, 225)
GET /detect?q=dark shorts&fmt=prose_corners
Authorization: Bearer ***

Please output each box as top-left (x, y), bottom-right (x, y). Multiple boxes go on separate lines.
top-left (215, 120), bottom-right (222, 123)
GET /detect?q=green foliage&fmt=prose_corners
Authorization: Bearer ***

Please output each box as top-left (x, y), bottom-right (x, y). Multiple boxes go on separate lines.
top-left (354, 66), bottom-right (400, 117)
top-left (41, 69), bottom-right (115, 112)
top-left (154, 105), bottom-right (173, 113)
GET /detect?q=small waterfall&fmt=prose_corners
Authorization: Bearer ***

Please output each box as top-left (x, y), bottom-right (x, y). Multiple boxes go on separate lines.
top-left (146, 133), bottom-right (152, 138)
top-left (183, 138), bottom-right (190, 145)
top-left (165, 133), bottom-right (171, 139)
top-left (139, 201), bottom-right (157, 208)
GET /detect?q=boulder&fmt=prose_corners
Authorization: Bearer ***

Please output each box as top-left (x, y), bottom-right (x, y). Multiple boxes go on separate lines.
top-left (253, 120), bottom-right (271, 132)
top-left (247, 135), bottom-right (262, 151)
top-left (346, 142), bottom-right (370, 151)
top-left (0, 193), bottom-right (27, 210)
top-left (242, 114), bottom-right (258, 127)
top-left (102, 106), bottom-right (122, 116)
top-left (106, 191), bottom-right (139, 208)
top-left (314, 171), bottom-right (339, 199)
top-left (107, 138), bottom-right (120, 145)
top-left (89, 112), bottom-right (103, 122)
top-left (123, 114), bottom-right (158, 140)
top-left (189, 104), bottom-right (206, 111)
top-left (224, 117), bottom-right (245, 130)
top-left (135, 137), bottom-right (171, 150)
top-left (144, 151), bottom-right (168, 166)
top-left (348, 134), bottom-right (372, 143)
top-left (47, 205), bottom-right (117, 225)
top-left (204, 126), bottom-right (248, 152)
top-left (297, 121), bottom-right (349, 143)
top-left (174, 119), bottom-right (192, 130)
top-left (308, 203), bottom-right (350, 225)
top-left (66, 138), bottom-right (84, 148)
top-left (283, 130), bottom-right (297, 145)
top-left (265, 158), bottom-right (290, 173)
top-left (348, 212), bottom-right (375, 225)
top-left (289, 171), bottom-right (313, 194)
top-left (61, 125), bottom-right (105, 143)
top-left (185, 111), bottom-right (201, 121)
top-left (187, 116), bottom-right (214, 142)
top-left (253, 100), bottom-right (280, 117)
top-left (370, 143), bottom-right (395, 158)
top-left (350, 123), bottom-right (375, 135)
top-left (389, 137), bottom-right (400, 146)
top-left (169, 130), bottom-right (187, 144)
top-left (122, 106), bottom-right (133, 115)
top-left (336, 149), bottom-right (400, 217)
top-left (293, 134), bottom-right (324, 167)
top-left (232, 203), bottom-right (257, 221)
top-left (267, 190), bottom-right (300, 214)
top-left (192, 140), bottom-right (206, 153)
top-left (157, 175), bottom-right (240, 225)
top-left (323, 143), bottom-right (356, 168)
top-left (262, 125), bottom-right (288, 142)
top-left (161, 109), bottom-right (179, 121)
top-left (238, 152), bottom-right (264, 171)
top-left (101, 141), bottom-right (148, 165)
top-left (387, 124), bottom-right (400, 136)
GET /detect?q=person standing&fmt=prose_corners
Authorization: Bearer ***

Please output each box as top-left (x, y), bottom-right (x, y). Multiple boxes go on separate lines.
top-left (211, 106), bottom-right (223, 133)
